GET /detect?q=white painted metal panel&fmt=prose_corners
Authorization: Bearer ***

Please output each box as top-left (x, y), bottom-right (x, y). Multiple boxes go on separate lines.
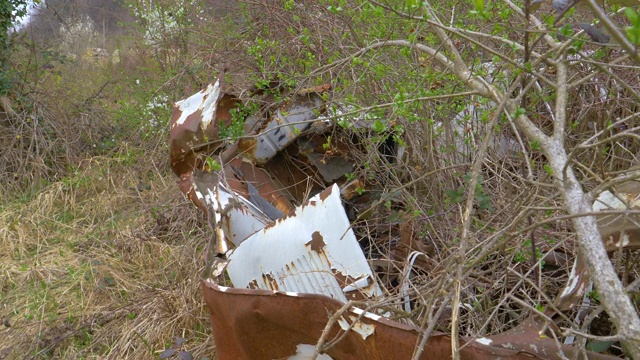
top-left (226, 184), bottom-right (382, 301)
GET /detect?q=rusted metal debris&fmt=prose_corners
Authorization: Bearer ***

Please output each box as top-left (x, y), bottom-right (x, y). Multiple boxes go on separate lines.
top-left (200, 281), bottom-right (542, 360)
top-left (169, 75), bottom-right (633, 359)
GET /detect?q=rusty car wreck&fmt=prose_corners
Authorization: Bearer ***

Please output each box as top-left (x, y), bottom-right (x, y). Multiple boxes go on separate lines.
top-left (169, 75), bottom-right (638, 359)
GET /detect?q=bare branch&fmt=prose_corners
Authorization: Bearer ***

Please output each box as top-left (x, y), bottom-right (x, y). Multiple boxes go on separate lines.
top-left (553, 59), bottom-right (568, 141)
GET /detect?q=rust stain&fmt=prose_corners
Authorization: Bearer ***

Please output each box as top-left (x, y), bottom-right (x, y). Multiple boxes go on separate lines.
top-left (262, 272), bottom-right (279, 291)
top-left (237, 137), bottom-right (257, 155)
top-left (247, 279), bottom-right (259, 290)
top-left (341, 179), bottom-right (366, 200)
top-left (305, 231), bottom-right (326, 252)
top-left (318, 186), bottom-right (333, 201)
top-left (299, 83), bottom-right (331, 95)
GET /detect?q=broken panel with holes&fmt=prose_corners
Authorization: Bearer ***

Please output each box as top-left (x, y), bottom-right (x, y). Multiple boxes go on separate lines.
top-left (169, 75), bottom-right (632, 360)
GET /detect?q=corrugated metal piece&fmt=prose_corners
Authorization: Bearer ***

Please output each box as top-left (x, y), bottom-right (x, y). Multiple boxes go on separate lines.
top-left (225, 184), bottom-right (382, 301)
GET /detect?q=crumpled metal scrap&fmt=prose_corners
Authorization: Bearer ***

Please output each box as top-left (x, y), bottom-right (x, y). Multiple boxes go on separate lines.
top-left (169, 75), bottom-right (630, 360)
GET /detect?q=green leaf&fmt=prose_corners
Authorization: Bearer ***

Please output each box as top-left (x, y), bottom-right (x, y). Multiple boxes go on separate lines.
top-left (372, 119), bottom-right (387, 133)
top-left (586, 340), bottom-right (612, 353)
top-left (406, 0), bottom-right (419, 9)
top-left (624, 8), bottom-right (640, 45)
top-left (511, 107), bottom-right (526, 118)
top-left (624, 7), bottom-right (638, 24)
top-left (530, 139), bottom-right (541, 151)
top-left (205, 157), bottom-right (222, 172)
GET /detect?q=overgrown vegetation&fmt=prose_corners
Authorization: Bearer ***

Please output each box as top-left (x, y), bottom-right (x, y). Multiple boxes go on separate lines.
top-left (1, 0), bottom-right (639, 358)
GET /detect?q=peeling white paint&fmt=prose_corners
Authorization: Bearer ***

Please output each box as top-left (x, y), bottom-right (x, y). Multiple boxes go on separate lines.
top-left (338, 315), bottom-right (376, 340)
top-left (175, 82), bottom-right (219, 126)
top-left (190, 180), bottom-right (203, 200)
top-left (560, 260), bottom-right (580, 298)
top-left (287, 344), bottom-right (333, 360)
top-left (200, 81), bottom-right (221, 131)
top-left (351, 307), bottom-right (382, 321)
top-left (475, 337), bottom-right (493, 345)
top-left (204, 188), bottom-right (215, 203)
top-left (209, 184), bottom-right (271, 246)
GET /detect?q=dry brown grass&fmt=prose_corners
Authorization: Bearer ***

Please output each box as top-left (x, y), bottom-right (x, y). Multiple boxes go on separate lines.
top-left (0, 145), bottom-right (215, 359)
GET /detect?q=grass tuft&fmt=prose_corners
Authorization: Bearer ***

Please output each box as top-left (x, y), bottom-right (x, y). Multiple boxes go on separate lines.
top-left (0, 150), bottom-right (214, 359)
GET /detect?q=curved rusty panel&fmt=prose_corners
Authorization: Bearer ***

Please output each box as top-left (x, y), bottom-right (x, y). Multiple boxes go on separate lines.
top-left (487, 316), bottom-right (621, 360)
top-left (169, 80), bottom-right (241, 176)
top-left (200, 281), bottom-right (542, 360)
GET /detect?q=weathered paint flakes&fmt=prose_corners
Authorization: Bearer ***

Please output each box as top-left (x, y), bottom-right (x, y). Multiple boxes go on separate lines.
top-left (200, 81), bottom-right (221, 130)
top-left (287, 344), bottom-right (333, 360)
top-left (338, 315), bottom-right (375, 340)
top-left (559, 261), bottom-right (579, 298)
top-left (475, 338), bottom-right (493, 346)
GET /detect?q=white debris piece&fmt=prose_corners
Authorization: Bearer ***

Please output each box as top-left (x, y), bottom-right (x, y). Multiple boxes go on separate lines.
top-left (226, 184), bottom-right (383, 301)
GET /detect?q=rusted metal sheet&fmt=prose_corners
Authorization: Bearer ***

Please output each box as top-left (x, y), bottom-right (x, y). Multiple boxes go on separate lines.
top-left (169, 80), bottom-right (241, 176)
top-left (298, 136), bottom-right (354, 183)
top-left (200, 281), bottom-right (544, 360)
top-left (488, 316), bottom-right (621, 360)
top-left (221, 158), bottom-right (295, 215)
top-left (225, 184), bottom-right (382, 301)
